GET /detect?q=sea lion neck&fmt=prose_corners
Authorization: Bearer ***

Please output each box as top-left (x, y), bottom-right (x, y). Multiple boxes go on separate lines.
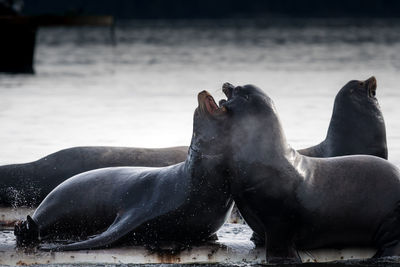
top-left (187, 143), bottom-right (224, 162)
top-left (184, 139), bottom-right (229, 194)
top-left (187, 128), bottom-right (225, 159)
top-left (231, 108), bottom-right (294, 167)
top-left (229, 112), bottom-right (302, 209)
top-left (184, 126), bottom-right (227, 183)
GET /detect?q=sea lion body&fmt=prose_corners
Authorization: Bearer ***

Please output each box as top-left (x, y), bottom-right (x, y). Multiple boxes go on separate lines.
top-left (235, 154), bottom-right (400, 248)
top-left (222, 84), bottom-right (400, 263)
top-left (0, 146), bottom-right (188, 207)
top-left (29, 162), bottom-right (232, 250)
top-left (14, 91), bottom-right (233, 251)
top-left (294, 156), bottom-right (400, 249)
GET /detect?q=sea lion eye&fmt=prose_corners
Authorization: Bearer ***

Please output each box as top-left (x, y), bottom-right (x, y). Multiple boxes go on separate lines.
top-left (244, 95), bottom-right (249, 100)
top-left (359, 82), bottom-right (364, 86)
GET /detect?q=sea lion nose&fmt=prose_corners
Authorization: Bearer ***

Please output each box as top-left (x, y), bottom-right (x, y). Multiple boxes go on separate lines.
top-left (222, 82), bottom-right (234, 92)
top-left (365, 76), bottom-right (377, 90)
top-left (197, 90), bottom-right (212, 106)
top-left (364, 76), bottom-right (377, 98)
top-left (222, 82), bottom-right (234, 99)
top-left (198, 90), bottom-right (211, 98)
top-left (366, 76), bottom-right (376, 84)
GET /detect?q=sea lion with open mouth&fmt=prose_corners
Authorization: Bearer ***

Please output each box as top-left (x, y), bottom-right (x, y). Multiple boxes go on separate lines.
top-left (14, 91), bottom-right (233, 251)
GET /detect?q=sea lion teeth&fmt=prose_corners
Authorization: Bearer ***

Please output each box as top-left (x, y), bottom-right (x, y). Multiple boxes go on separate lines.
top-left (222, 82), bottom-right (234, 99)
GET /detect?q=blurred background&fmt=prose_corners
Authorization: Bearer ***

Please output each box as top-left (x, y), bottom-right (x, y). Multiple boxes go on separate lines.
top-left (0, 0), bottom-right (399, 165)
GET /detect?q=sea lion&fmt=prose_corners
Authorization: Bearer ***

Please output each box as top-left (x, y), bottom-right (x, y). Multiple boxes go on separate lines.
top-left (0, 77), bottom-right (387, 208)
top-left (14, 90), bottom-right (233, 251)
top-left (221, 84), bottom-right (400, 263)
top-left (0, 146), bottom-right (188, 207)
top-left (298, 76), bottom-right (387, 159)
top-left (226, 77), bottom-right (388, 245)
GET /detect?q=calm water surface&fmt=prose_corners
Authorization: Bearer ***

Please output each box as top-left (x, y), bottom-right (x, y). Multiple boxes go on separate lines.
top-left (0, 19), bottom-right (399, 166)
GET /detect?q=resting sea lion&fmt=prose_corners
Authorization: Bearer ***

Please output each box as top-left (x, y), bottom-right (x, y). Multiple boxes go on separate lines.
top-left (298, 76), bottom-right (387, 159)
top-left (14, 90), bottom-right (233, 251)
top-left (0, 146), bottom-right (188, 207)
top-left (221, 84), bottom-right (400, 264)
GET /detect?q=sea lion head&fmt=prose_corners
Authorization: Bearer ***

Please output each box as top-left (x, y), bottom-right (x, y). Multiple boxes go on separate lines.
top-left (328, 76), bottom-right (387, 159)
top-left (336, 76), bottom-right (379, 111)
top-left (220, 83), bottom-right (286, 163)
top-left (190, 90), bottom-right (229, 155)
top-left (220, 82), bottom-right (276, 119)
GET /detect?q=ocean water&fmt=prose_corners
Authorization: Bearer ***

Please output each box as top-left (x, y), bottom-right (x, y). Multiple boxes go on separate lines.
top-left (0, 19), bottom-right (399, 166)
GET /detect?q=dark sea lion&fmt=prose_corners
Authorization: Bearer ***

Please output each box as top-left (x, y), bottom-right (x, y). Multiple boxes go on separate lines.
top-left (14, 90), bottom-right (233, 251)
top-left (0, 77), bottom-right (387, 208)
top-left (221, 84), bottom-right (400, 263)
top-left (0, 146), bottom-right (188, 207)
top-left (298, 76), bottom-right (387, 159)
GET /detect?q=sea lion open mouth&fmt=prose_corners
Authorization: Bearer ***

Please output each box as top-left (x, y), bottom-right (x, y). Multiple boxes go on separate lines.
top-left (198, 90), bottom-right (227, 117)
top-left (218, 82), bottom-right (235, 107)
top-left (222, 82), bottom-right (234, 100)
top-left (366, 76), bottom-right (377, 98)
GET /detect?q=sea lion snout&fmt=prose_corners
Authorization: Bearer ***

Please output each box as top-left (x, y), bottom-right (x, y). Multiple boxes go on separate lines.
top-left (197, 90), bottom-right (212, 107)
top-left (197, 90), bottom-right (210, 100)
top-left (222, 82), bottom-right (234, 100)
top-left (365, 76), bottom-right (377, 97)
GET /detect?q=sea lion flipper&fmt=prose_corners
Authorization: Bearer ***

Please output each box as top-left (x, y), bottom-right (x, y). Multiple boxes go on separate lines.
top-left (39, 213), bottom-right (139, 251)
top-left (39, 208), bottom-right (166, 251)
top-left (14, 215), bottom-right (39, 246)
